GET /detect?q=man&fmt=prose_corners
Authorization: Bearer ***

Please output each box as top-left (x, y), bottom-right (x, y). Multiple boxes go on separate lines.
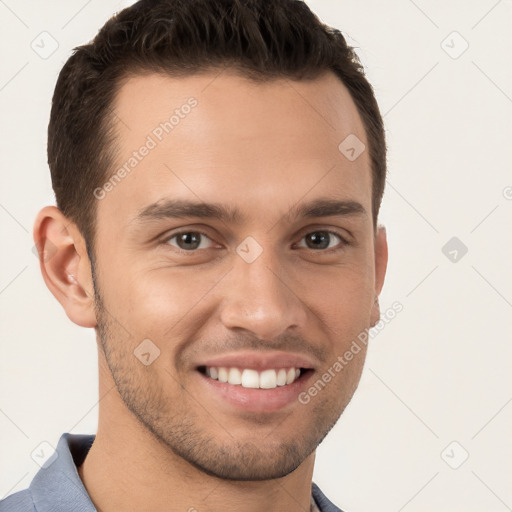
top-left (1, 0), bottom-right (387, 510)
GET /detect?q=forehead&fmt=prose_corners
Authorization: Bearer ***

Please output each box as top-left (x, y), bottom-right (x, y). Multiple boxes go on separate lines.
top-left (98, 70), bottom-right (371, 228)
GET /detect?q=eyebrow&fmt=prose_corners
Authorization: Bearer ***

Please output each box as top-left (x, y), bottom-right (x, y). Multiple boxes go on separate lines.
top-left (133, 197), bottom-right (367, 225)
top-left (134, 199), bottom-right (243, 224)
top-left (287, 198), bottom-right (367, 221)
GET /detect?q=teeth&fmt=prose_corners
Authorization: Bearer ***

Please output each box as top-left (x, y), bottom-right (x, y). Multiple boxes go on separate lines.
top-left (218, 367), bottom-right (228, 383)
top-left (260, 369), bottom-right (277, 389)
top-left (205, 366), bottom-right (302, 389)
top-left (228, 367), bottom-right (242, 385)
top-left (241, 369), bottom-right (259, 388)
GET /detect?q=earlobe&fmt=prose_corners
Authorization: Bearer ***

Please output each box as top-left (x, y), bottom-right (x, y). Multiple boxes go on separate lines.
top-left (33, 206), bottom-right (97, 328)
top-left (370, 295), bottom-right (381, 328)
top-left (370, 225), bottom-right (388, 327)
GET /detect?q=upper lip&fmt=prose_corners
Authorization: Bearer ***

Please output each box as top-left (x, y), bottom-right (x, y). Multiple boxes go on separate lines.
top-left (197, 351), bottom-right (316, 371)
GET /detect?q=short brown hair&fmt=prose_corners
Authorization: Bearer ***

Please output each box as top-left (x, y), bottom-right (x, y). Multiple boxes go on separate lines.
top-left (48, 0), bottom-right (386, 255)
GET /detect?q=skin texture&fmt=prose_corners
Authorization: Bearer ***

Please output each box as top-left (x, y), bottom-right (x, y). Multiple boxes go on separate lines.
top-left (34, 70), bottom-right (387, 512)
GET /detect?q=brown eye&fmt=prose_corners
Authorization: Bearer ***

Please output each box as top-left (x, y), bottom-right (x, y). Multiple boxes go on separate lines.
top-left (297, 231), bottom-right (342, 250)
top-left (166, 232), bottom-right (212, 251)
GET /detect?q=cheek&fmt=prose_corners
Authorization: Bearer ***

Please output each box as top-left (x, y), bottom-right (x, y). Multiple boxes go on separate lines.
top-left (101, 264), bottom-right (226, 341)
top-left (99, 242), bottom-right (375, 344)
top-left (296, 261), bottom-right (375, 326)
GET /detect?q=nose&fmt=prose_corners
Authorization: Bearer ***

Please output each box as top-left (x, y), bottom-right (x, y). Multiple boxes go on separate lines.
top-left (219, 251), bottom-right (307, 341)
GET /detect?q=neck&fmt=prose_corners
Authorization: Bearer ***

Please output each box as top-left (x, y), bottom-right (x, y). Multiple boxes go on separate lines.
top-left (78, 354), bottom-right (316, 512)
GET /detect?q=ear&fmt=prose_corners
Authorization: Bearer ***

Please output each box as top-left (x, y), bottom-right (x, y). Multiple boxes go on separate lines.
top-left (370, 225), bottom-right (388, 327)
top-left (33, 206), bottom-right (97, 328)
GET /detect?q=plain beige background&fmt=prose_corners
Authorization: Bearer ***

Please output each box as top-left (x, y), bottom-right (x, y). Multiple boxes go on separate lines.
top-left (1, 1), bottom-right (511, 510)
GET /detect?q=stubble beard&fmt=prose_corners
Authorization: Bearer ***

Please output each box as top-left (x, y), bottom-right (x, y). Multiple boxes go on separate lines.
top-left (92, 274), bottom-right (350, 481)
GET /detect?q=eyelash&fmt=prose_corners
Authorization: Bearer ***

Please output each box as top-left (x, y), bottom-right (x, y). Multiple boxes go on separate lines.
top-left (162, 229), bottom-right (350, 254)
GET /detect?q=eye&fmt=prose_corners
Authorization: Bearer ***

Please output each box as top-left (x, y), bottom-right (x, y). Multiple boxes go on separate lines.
top-left (296, 231), bottom-right (344, 250)
top-left (165, 231), bottom-right (215, 251)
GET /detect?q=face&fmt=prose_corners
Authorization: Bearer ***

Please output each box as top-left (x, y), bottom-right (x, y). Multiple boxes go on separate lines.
top-left (90, 70), bottom-right (386, 480)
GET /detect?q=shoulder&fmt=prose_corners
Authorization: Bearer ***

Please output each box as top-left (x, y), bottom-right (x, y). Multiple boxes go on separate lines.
top-left (0, 432), bottom-right (95, 512)
top-left (0, 490), bottom-right (35, 512)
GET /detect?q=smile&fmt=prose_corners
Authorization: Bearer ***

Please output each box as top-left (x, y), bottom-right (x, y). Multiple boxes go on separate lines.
top-left (202, 366), bottom-right (302, 389)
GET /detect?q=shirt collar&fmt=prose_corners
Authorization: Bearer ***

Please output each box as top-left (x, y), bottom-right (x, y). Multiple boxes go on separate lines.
top-left (29, 433), bottom-right (96, 512)
top-left (28, 433), bottom-right (335, 512)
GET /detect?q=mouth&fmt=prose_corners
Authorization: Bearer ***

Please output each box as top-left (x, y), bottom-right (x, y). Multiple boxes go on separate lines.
top-left (194, 352), bottom-right (316, 413)
top-left (198, 365), bottom-right (311, 389)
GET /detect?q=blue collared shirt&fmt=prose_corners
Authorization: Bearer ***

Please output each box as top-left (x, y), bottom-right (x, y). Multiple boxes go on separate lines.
top-left (0, 433), bottom-right (343, 512)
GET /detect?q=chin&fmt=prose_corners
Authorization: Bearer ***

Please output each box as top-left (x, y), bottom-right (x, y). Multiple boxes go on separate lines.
top-left (182, 442), bottom-right (308, 481)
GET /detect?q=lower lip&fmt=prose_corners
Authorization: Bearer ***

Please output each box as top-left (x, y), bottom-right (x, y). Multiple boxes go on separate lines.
top-left (197, 371), bottom-right (314, 413)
